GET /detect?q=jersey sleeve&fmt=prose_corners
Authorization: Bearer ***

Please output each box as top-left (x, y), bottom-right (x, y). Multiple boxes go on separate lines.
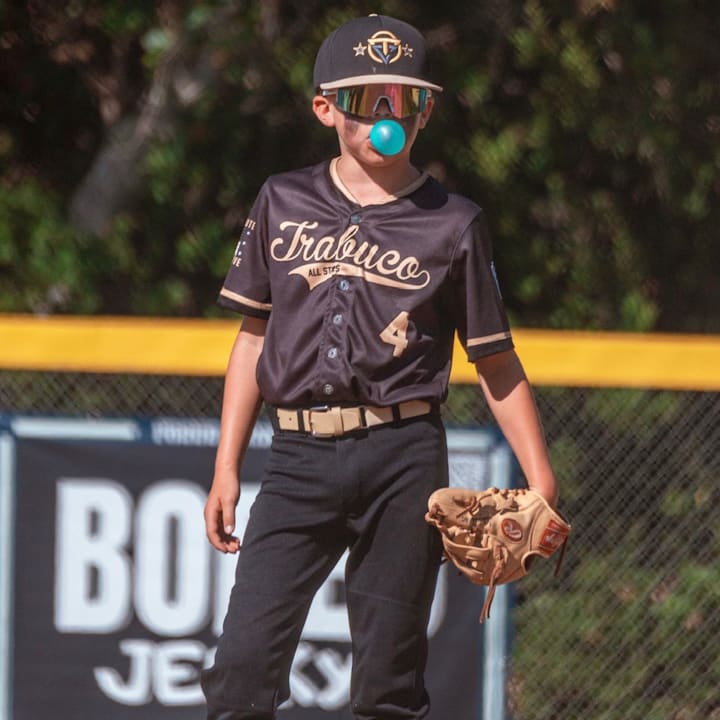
top-left (216, 182), bottom-right (272, 318)
top-left (449, 211), bottom-right (514, 362)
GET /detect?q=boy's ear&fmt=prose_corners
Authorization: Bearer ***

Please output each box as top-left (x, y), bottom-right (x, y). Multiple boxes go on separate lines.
top-left (313, 94), bottom-right (336, 127)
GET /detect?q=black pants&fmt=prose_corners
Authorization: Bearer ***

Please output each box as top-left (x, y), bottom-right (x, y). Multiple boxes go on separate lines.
top-left (201, 414), bottom-right (448, 720)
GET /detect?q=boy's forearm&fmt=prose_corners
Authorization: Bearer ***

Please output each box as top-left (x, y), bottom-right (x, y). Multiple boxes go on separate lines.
top-left (475, 350), bottom-right (559, 506)
top-left (214, 317), bottom-right (266, 476)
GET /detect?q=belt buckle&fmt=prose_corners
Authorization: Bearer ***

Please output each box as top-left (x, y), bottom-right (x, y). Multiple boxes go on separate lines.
top-left (307, 406), bottom-right (336, 437)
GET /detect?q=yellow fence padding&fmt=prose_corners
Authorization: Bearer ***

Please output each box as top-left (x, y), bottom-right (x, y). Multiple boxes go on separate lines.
top-left (0, 315), bottom-right (718, 390)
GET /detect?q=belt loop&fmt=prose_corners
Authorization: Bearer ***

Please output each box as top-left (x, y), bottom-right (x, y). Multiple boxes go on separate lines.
top-left (391, 404), bottom-right (402, 422)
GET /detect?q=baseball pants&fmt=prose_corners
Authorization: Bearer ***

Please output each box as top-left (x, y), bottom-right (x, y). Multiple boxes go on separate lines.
top-left (201, 413), bottom-right (448, 720)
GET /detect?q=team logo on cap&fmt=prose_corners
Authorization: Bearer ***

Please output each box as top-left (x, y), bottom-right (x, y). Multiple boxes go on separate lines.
top-left (354, 30), bottom-right (412, 65)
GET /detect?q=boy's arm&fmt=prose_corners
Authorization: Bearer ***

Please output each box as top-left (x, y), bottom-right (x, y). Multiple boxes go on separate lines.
top-left (474, 349), bottom-right (559, 507)
top-left (204, 315), bottom-right (267, 553)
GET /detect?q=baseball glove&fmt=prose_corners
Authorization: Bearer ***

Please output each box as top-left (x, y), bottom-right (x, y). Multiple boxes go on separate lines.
top-left (426, 487), bottom-right (571, 622)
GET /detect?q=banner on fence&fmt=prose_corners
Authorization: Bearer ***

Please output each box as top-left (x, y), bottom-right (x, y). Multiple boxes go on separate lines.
top-left (0, 416), bottom-right (514, 720)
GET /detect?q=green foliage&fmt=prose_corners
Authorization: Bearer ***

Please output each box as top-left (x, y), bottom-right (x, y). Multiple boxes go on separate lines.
top-left (1, 1), bottom-right (719, 327)
top-left (0, 180), bottom-right (97, 313)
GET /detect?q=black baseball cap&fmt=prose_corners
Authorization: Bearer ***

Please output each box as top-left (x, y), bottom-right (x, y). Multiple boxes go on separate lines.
top-left (313, 14), bottom-right (443, 93)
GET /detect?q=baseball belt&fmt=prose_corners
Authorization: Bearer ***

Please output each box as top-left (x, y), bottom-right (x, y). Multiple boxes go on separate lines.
top-left (272, 400), bottom-right (433, 438)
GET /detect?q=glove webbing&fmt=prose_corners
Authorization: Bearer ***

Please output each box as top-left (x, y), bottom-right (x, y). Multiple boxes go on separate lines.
top-left (455, 493), bottom-right (513, 622)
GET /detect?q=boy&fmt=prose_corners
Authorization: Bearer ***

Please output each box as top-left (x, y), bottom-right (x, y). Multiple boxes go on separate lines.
top-left (201, 14), bottom-right (558, 720)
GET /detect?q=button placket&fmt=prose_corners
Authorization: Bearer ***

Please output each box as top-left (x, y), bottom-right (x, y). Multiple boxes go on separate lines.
top-left (316, 274), bottom-right (352, 400)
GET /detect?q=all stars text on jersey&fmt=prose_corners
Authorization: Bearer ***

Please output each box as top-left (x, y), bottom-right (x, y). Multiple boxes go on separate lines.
top-left (270, 220), bottom-right (431, 290)
top-left (308, 263), bottom-right (341, 277)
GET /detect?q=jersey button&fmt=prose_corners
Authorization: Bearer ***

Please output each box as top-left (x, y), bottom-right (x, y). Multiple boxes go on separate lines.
top-left (332, 314), bottom-right (343, 325)
top-left (339, 279), bottom-right (350, 291)
top-left (322, 383), bottom-right (334, 396)
top-left (327, 347), bottom-right (338, 359)
top-left (350, 213), bottom-right (362, 224)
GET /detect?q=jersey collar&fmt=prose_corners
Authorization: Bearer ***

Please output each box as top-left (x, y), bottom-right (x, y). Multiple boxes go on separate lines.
top-left (328, 157), bottom-right (428, 206)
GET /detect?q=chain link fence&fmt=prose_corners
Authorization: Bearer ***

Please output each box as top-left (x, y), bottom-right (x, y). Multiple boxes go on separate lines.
top-left (1, 369), bottom-right (718, 719)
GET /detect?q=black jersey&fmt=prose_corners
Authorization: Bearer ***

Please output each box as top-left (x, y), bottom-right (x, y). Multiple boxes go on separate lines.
top-left (218, 159), bottom-right (513, 408)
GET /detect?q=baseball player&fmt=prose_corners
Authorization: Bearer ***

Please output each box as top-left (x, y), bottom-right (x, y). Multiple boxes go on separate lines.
top-left (201, 14), bottom-right (559, 720)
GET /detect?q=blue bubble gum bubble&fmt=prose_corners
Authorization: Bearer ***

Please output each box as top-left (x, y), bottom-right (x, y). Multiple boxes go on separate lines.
top-left (369, 120), bottom-right (406, 156)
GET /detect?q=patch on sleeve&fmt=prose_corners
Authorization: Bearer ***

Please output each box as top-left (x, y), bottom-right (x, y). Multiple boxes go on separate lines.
top-left (232, 218), bottom-right (256, 267)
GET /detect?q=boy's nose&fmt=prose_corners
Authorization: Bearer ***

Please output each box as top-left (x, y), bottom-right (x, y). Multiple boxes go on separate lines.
top-left (372, 98), bottom-right (396, 118)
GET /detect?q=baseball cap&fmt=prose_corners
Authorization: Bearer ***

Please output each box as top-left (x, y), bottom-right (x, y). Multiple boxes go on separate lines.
top-left (313, 14), bottom-right (443, 93)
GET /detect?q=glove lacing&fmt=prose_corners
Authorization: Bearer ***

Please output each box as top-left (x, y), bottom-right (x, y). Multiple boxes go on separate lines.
top-left (457, 490), bottom-right (518, 621)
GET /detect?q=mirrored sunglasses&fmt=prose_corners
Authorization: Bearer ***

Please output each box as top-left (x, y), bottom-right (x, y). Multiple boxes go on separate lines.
top-left (324, 84), bottom-right (430, 119)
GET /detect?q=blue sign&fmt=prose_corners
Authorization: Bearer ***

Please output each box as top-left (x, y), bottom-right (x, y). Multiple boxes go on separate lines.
top-left (0, 416), bottom-right (514, 720)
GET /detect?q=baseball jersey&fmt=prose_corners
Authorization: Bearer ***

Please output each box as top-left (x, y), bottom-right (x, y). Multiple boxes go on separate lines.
top-left (218, 158), bottom-right (513, 408)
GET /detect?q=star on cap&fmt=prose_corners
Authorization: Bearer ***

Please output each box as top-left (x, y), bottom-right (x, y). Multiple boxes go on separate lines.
top-left (402, 43), bottom-right (414, 57)
top-left (353, 42), bottom-right (367, 56)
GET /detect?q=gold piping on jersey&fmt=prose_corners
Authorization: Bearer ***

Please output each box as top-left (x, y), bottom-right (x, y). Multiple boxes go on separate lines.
top-left (467, 331), bottom-right (513, 347)
top-left (219, 288), bottom-right (272, 312)
top-left (329, 157), bottom-right (428, 205)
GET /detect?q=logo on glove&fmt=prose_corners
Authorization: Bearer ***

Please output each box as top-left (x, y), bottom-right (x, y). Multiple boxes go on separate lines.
top-left (501, 518), bottom-right (524, 542)
top-left (539, 519), bottom-right (570, 553)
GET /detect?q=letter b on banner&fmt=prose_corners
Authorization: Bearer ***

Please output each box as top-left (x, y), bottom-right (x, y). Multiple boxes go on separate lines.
top-left (54, 479), bottom-right (133, 633)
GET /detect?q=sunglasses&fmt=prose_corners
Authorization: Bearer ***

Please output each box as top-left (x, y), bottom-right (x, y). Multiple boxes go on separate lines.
top-left (323, 84), bottom-right (431, 119)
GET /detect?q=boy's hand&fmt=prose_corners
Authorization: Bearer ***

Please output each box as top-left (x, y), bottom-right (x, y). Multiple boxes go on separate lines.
top-left (204, 469), bottom-right (241, 553)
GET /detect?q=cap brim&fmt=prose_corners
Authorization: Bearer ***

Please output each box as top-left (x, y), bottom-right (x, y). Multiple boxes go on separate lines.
top-left (319, 74), bottom-right (443, 93)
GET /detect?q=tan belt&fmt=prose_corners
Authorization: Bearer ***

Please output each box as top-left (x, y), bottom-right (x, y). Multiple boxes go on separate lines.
top-left (274, 400), bottom-right (433, 438)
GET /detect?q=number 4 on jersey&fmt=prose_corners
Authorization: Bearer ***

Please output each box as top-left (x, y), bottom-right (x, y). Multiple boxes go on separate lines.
top-left (380, 311), bottom-right (410, 358)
